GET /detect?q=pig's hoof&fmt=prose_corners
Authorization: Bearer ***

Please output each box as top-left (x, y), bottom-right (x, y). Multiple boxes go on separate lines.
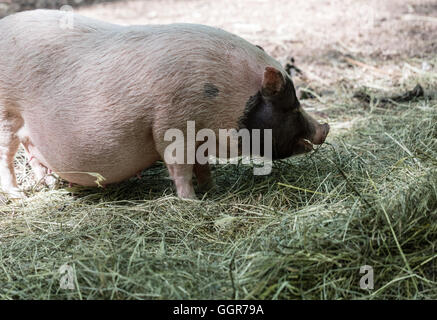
top-left (44, 175), bottom-right (58, 188)
top-left (178, 192), bottom-right (199, 200)
top-left (182, 196), bottom-right (199, 201)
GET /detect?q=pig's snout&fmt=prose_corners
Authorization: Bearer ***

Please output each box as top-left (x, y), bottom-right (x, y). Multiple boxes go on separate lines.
top-left (312, 123), bottom-right (330, 145)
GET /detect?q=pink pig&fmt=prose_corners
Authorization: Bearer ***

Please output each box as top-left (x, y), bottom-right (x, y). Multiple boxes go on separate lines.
top-left (0, 10), bottom-right (329, 199)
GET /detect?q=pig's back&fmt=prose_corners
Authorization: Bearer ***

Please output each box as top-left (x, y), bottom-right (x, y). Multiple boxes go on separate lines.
top-left (0, 9), bottom-right (275, 93)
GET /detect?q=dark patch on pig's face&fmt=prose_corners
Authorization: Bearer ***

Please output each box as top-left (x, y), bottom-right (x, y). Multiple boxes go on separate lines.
top-left (203, 83), bottom-right (219, 99)
top-left (238, 77), bottom-right (316, 159)
top-left (255, 45), bottom-right (265, 51)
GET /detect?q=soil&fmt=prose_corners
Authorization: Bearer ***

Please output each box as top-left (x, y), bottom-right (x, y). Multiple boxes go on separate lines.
top-left (73, 0), bottom-right (437, 86)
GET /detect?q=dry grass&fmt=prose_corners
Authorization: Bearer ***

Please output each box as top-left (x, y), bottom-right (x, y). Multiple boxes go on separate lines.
top-left (0, 0), bottom-right (436, 299)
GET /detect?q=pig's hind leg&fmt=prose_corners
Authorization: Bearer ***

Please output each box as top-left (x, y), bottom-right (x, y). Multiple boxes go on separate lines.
top-left (0, 109), bottom-right (25, 198)
top-left (21, 141), bottom-right (57, 188)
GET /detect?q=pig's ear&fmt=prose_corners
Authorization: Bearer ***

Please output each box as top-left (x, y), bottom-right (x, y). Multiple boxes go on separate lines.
top-left (261, 67), bottom-right (285, 98)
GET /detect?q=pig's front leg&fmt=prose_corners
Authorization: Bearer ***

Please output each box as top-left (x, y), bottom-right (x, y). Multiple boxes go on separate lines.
top-left (194, 162), bottom-right (214, 192)
top-left (166, 164), bottom-right (197, 199)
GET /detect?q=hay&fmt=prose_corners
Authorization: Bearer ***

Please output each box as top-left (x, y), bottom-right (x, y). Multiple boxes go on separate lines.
top-left (0, 81), bottom-right (435, 299)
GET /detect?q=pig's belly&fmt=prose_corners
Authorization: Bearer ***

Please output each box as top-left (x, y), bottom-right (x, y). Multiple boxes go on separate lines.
top-left (22, 121), bottom-right (161, 186)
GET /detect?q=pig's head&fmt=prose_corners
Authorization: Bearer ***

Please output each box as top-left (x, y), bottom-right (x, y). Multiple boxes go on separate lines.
top-left (239, 67), bottom-right (330, 160)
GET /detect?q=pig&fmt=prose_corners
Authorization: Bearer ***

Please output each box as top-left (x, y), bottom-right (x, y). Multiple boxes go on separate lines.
top-left (0, 10), bottom-right (329, 200)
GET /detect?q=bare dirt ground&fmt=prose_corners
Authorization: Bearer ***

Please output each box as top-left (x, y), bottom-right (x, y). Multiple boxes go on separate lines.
top-left (74, 0), bottom-right (437, 135)
top-left (76, 0), bottom-right (437, 86)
